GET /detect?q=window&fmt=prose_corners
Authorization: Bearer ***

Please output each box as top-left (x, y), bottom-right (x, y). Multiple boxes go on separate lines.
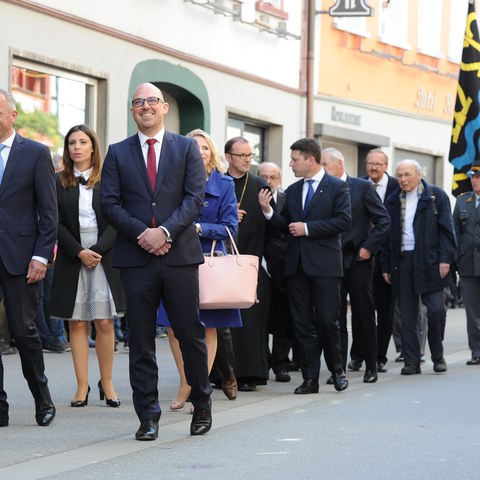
top-left (333, 16), bottom-right (369, 38)
top-left (378, 0), bottom-right (410, 49)
top-left (417, 0), bottom-right (443, 57)
top-left (11, 59), bottom-right (98, 167)
top-left (227, 117), bottom-right (267, 167)
top-left (448, 0), bottom-right (469, 63)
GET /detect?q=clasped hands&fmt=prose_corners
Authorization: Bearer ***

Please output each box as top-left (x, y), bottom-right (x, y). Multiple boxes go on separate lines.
top-left (137, 228), bottom-right (171, 256)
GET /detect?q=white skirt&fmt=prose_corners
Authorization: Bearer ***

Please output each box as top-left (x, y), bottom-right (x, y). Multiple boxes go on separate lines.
top-left (69, 227), bottom-right (117, 321)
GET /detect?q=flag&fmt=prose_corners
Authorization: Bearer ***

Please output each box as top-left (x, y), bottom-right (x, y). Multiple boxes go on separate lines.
top-left (449, 0), bottom-right (480, 197)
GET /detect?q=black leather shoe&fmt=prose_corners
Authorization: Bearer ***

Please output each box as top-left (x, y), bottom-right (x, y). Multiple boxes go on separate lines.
top-left (377, 362), bottom-right (387, 373)
top-left (190, 398), bottom-right (212, 436)
top-left (433, 358), bottom-right (447, 373)
top-left (326, 375), bottom-right (334, 385)
top-left (294, 379), bottom-right (319, 394)
top-left (347, 359), bottom-right (362, 371)
top-left (275, 371), bottom-right (291, 383)
top-left (401, 365), bottom-right (421, 375)
top-left (395, 355), bottom-right (404, 363)
top-left (0, 410), bottom-right (8, 427)
top-left (238, 383), bottom-right (256, 392)
top-left (135, 420), bottom-right (159, 441)
top-left (467, 357), bottom-right (480, 365)
top-left (35, 404), bottom-right (56, 426)
top-left (333, 371), bottom-right (348, 392)
top-left (363, 370), bottom-right (378, 383)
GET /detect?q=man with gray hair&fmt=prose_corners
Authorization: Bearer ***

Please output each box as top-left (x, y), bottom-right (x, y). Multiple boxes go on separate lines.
top-left (381, 160), bottom-right (456, 375)
top-left (321, 148), bottom-right (390, 384)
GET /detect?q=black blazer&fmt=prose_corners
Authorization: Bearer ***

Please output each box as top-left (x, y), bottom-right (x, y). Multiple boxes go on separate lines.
top-left (0, 133), bottom-right (57, 274)
top-left (49, 179), bottom-right (126, 318)
top-left (269, 173), bottom-right (351, 278)
top-left (341, 176), bottom-right (390, 269)
top-left (101, 131), bottom-right (205, 268)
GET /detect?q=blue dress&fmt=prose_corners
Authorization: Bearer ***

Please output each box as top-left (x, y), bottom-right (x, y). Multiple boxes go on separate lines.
top-left (158, 169), bottom-right (242, 328)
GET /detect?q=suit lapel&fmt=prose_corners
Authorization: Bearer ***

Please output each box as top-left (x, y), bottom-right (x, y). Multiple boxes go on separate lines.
top-left (0, 135), bottom-right (23, 197)
top-left (155, 131), bottom-right (173, 197)
top-left (129, 136), bottom-right (152, 194)
top-left (304, 174), bottom-right (328, 216)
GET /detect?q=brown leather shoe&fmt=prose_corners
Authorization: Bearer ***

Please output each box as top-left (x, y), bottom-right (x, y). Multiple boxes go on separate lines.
top-left (221, 375), bottom-right (238, 400)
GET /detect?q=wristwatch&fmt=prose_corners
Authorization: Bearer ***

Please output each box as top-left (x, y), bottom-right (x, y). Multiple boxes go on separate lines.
top-left (195, 223), bottom-right (202, 235)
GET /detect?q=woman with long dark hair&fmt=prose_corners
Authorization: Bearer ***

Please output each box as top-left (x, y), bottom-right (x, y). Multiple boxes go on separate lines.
top-left (50, 124), bottom-right (125, 408)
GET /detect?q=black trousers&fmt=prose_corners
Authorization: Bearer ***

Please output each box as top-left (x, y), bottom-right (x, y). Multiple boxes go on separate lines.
top-left (398, 252), bottom-right (445, 366)
top-left (121, 258), bottom-right (211, 422)
top-left (0, 257), bottom-right (52, 406)
top-left (339, 259), bottom-right (378, 372)
top-left (287, 263), bottom-right (343, 382)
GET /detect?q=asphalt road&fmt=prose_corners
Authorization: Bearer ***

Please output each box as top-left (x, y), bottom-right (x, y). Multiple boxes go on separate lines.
top-left (0, 306), bottom-right (478, 480)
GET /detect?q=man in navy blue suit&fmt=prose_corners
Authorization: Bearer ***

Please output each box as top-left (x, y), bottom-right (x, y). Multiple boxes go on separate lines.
top-left (0, 89), bottom-right (58, 428)
top-left (259, 138), bottom-right (351, 394)
top-left (101, 82), bottom-right (212, 440)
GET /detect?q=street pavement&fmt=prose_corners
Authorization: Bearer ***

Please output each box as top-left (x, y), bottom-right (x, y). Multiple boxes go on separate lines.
top-left (0, 306), bottom-right (479, 480)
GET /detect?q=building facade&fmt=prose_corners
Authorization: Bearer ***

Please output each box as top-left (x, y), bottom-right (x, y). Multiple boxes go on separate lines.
top-left (0, 0), bottom-right (473, 192)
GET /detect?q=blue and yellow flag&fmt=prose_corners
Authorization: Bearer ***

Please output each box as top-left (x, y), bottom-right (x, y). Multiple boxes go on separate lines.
top-left (450, 0), bottom-right (480, 196)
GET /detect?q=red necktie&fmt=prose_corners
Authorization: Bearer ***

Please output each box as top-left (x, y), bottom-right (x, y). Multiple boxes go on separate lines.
top-left (146, 138), bottom-right (157, 227)
top-left (146, 138), bottom-right (157, 191)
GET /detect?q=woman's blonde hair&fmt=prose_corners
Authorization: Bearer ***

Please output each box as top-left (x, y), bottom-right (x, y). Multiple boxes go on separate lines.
top-left (186, 129), bottom-right (225, 175)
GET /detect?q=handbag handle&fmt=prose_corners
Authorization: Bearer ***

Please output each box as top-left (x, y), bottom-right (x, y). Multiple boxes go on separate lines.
top-left (207, 226), bottom-right (240, 258)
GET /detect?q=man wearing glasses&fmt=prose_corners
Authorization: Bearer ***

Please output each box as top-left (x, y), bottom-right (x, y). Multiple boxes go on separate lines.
top-left (101, 82), bottom-right (212, 441)
top-left (223, 137), bottom-right (271, 392)
top-left (258, 162), bottom-right (300, 383)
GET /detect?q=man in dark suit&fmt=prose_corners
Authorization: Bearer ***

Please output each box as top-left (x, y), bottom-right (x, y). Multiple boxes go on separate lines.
top-left (101, 82), bottom-right (211, 440)
top-left (349, 148), bottom-right (398, 372)
top-left (259, 138), bottom-right (351, 394)
top-left (258, 162), bottom-right (299, 383)
top-left (0, 89), bottom-right (58, 427)
top-left (381, 159), bottom-right (456, 375)
top-left (320, 148), bottom-right (390, 384)
top-left (452, 160), bottom-right (480, 365)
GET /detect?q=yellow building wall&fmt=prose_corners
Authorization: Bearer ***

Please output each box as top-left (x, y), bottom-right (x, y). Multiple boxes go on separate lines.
top-left (317, 0), bottom-right (463, 121)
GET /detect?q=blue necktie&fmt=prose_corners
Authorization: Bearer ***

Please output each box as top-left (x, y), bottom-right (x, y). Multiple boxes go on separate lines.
top-left (303, 179), bottom-right (315, 211)
top-left (0, 144), bottom-right (5, 184)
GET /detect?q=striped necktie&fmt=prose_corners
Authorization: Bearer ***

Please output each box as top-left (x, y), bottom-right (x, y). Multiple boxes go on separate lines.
top-left (304, 179), bottom-right (315, 212)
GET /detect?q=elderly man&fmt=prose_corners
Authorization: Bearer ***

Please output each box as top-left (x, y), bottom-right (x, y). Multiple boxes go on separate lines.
top-left (453, 160), bottom-right (480, 365)
top-left (381, 160), bottom-right (456, 375)
top-left (321, 148), bottom-right (390, 384)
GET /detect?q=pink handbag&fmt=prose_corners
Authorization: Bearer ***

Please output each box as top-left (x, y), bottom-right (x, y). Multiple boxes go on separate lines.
top-left (199, 226), bottom-right (259, 309)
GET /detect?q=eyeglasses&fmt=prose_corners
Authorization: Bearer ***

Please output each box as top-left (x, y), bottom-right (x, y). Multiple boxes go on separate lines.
top-left (259, 175), bottom-right (279, 181)
top-left (131, 97), bottom-right (164, 107)
top-left (228, 152), bottom-right (254, 160)
top-left (366, 162), bottom-right (386, 168)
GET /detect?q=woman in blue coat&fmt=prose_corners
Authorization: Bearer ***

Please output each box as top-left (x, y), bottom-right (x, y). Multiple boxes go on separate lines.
top-left (158, 129), bottom-right (241, 411)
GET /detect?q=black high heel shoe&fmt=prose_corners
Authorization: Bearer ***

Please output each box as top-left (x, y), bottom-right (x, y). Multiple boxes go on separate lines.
top-left (71, 386), bottom-right (90, 407)
top-left (98, 380), bottom-right (121, 408)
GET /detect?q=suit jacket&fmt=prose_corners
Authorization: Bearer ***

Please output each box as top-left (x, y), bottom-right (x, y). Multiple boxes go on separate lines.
top-left (269, 173), bottom-right (351, 278)
top-left (342, 176), bottom-right (390, 269)
top-left (100, 131), bottom-right (205, 268)
top-left (49, 179), bottom-right (126, 318)
top-left (453, 191), bottom-right (480, 276)
top-left (0, 133), bottom-right (57, 274)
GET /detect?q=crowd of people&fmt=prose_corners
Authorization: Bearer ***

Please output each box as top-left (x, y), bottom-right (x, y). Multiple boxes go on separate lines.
top-left (0, 83), bottom-right (478, 442)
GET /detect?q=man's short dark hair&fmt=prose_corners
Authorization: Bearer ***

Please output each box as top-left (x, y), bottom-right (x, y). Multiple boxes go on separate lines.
top-left (290, 138), bottom-right (321, 164)
top-left (225, 136), bottom-right (249, 154)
